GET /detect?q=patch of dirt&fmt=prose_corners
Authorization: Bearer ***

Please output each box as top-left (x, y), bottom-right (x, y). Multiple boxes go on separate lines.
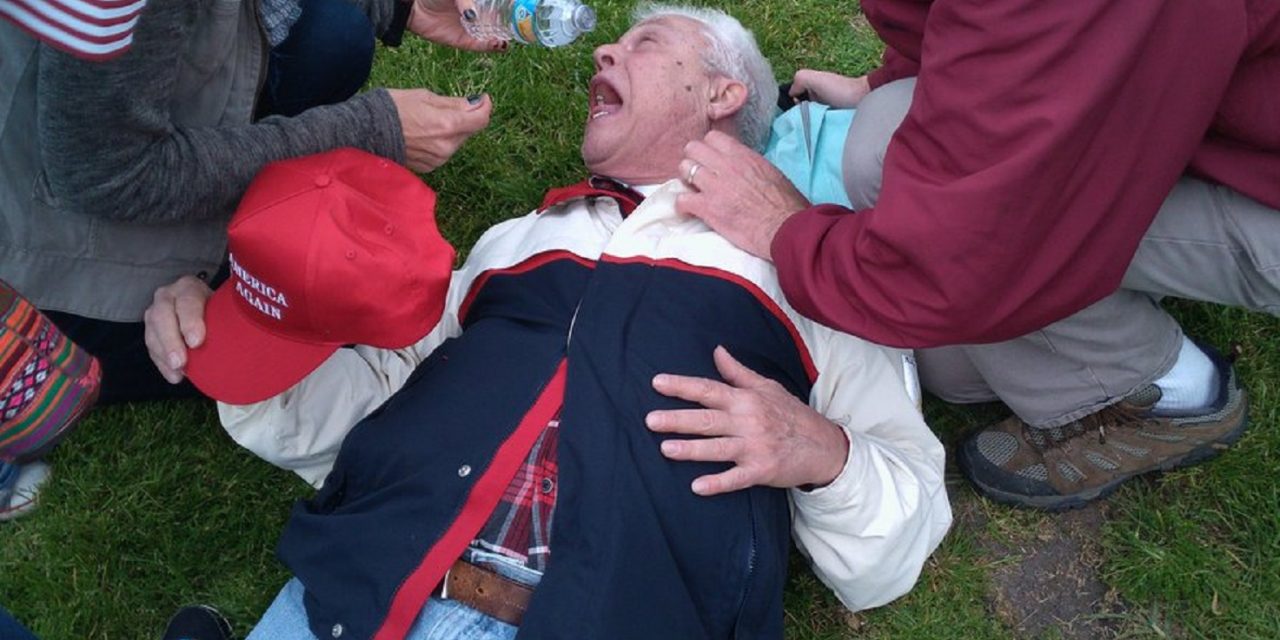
top-left (957, 498), bottom-right (1130, 639)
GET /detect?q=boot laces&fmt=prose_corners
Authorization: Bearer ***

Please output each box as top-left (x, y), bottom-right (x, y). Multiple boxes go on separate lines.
top-left (1025, 403), bottom-right (1148, 451)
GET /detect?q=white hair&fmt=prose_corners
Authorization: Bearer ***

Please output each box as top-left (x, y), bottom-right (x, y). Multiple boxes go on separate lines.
top-left (632, 3), bottom-right (778, 150)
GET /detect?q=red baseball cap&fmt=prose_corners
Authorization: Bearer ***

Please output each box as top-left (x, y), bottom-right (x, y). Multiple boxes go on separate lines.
top-left (185, 148), bottom-right (455, 404)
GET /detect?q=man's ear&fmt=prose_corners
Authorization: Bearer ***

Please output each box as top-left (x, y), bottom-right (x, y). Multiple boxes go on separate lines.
top-left (706, 76), bottom-right (748, 124)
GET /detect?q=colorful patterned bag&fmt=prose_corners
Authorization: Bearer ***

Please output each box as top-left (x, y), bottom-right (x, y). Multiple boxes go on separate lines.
top-left (0, 279), bottom-right (100, 463)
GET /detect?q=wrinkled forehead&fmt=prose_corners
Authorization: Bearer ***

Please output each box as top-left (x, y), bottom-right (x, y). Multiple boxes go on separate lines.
top-left (623, 14), bottom-right (711, 48)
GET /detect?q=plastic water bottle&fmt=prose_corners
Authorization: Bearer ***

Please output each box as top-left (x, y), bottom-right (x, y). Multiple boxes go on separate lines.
top-left (464, 0), bottom-right (597, 47)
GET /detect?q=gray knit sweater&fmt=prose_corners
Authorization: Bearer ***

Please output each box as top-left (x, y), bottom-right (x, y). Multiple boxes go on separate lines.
top-left (37, 0), bottom-right (406, 225)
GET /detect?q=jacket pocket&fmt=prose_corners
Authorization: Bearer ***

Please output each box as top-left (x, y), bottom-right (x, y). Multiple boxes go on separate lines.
top-left (31, 168), bottom-right (228, 268)
top-left (19, 171), bottom-right (93, 258)
top-left (86, 215), bottom-right (228, 269)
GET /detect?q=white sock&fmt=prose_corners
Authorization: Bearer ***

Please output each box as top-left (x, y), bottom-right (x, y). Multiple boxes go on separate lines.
top-left (1152, 336), bottom-right (1219, 413)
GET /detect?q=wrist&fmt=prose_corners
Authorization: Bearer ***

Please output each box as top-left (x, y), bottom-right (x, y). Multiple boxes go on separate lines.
top-left (760, 204), bottom-right (801, 261)
top-left (405, 0), bottom-right (435, 40)
top-left (803, 421), bottom-right (850, 490)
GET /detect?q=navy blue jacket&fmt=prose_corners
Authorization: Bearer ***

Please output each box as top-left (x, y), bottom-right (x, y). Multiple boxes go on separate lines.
top-left (279, 183), bottom-right (819, 639)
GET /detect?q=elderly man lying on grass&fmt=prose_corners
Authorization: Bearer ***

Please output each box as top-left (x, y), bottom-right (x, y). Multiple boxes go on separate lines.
top-left (143, 4), bottom-right (951, 638)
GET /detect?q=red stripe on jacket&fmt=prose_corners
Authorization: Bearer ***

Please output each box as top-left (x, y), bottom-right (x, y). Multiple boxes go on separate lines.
top-left (373, 359), bottom-right (569, 640)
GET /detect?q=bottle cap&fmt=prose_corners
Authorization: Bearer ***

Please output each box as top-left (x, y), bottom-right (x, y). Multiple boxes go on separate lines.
top-left (573, 5), bottom-right (597, 33)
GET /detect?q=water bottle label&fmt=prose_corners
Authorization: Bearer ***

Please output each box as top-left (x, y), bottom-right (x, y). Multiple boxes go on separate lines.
top-left (510, 0), bottom-right (538, 44)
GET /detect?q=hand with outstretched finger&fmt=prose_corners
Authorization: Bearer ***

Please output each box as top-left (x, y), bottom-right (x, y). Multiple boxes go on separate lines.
top-left (646, 346), bottom-right (849, 496)
top-left (388, 89), bottom-right (493, 173)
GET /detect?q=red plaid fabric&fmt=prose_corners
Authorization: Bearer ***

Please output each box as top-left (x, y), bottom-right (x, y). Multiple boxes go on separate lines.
top-left (471, 412), bottom-right (560, 572)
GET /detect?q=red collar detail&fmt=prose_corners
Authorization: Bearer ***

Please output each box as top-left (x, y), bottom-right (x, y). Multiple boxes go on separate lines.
top-left (540, 176), bottom-right (645, 217)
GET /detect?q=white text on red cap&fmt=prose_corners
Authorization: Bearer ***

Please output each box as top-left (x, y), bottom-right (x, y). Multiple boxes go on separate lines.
top-left (230, 253), bottom-right (290, 321)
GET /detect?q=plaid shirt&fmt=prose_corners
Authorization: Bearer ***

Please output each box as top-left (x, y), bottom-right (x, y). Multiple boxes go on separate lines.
top-left (259, 0), bottom-right (302, 47)
top-left (470, 412), bottom-right (560, 573)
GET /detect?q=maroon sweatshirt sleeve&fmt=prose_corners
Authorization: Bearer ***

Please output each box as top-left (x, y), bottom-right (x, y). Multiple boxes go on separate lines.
top-left (861, 0), bottom-right (929, 89)
top-left (773, 0), bottom-right (1249, 349)
top-left (868, 47), bottom-right (918, 90)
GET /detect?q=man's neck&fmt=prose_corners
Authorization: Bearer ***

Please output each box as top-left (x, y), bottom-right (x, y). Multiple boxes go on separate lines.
top-left (599, 174), bottom-right (677, 189)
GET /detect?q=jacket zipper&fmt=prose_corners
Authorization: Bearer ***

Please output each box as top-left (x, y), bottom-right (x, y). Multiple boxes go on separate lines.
top-left (566, 302), bottom-right (582, 347)
top-left (732, 498), bottom-right (759, 638)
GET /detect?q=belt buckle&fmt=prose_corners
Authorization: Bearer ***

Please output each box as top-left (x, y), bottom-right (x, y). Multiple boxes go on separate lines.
top-left (440, 565), bottom-right (452, 600)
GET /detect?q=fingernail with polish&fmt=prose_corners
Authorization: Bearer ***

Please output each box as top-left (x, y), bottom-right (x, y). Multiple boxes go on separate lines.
top-left (463, 8), bottom-right (476, 21)
top-left (466, 94), bottom-right (482, 105)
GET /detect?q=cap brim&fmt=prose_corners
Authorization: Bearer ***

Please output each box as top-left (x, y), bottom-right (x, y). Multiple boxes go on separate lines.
top-left (185, 285), bottom-right (340, 405)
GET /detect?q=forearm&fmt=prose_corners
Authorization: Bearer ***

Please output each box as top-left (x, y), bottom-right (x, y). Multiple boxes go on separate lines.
top-left (42, 84), bottom-right (404, 223)
top-left (36, 0), bottom-right (405, 224)
top-left (773, 0), bottom-right (1240, 347)
top-left (790, 430), bottom-right (951, 611)
top-left (219, 340), bottom-right (436, 486)
top-left (217, 278), bottom-right (463, 485)
top-left (793, 331), bottom-right (948, 610)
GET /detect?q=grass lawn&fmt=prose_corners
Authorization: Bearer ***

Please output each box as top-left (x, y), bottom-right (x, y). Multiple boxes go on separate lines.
top-left (3, 1), bottom-right (1278, 638)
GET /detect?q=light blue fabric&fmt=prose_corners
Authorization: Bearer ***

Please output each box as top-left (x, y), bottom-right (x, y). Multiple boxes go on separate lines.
top-left (763, 103), bottom-right (856, 207)
top-left (248, 578), bottom-right (518, 640)
top-left (0, 461), bottom-right (17, 495)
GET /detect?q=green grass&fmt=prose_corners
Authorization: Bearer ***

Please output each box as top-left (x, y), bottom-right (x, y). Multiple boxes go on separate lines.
top-left (3, 2), bottom-right (1279, 638)
top-left (1099, 305), bottom-right (1280, 639)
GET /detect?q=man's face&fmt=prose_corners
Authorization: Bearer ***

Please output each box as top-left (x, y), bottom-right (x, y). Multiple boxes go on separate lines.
top-left (582, 16), bottom-right (721, 183)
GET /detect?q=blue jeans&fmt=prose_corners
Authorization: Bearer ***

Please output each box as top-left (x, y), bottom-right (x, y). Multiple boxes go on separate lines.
top-left (248, 550), bottom-right (537, 640)
top-left (0, 605), bottom-right (39, 640)
top-left (248, 580), bottom-right (518, 640)
top-left (258, 0), bottom-right (376, 118)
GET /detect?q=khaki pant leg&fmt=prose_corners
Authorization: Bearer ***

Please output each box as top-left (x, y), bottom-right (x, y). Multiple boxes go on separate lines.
top-left (944, 293), bottom-right (1182, 428)
top-left (1124, 177), bottom-right (1280, 313)
top-left (978, 179), bottom-right (1280, 426)
top-left (916, 346), bottom-right (998, 404)
top-left (843, 78), bottom-right (916, 210)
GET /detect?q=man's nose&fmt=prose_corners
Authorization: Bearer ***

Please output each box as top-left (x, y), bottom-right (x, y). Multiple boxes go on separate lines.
top-left (593, 44), bottom-right (617, 70)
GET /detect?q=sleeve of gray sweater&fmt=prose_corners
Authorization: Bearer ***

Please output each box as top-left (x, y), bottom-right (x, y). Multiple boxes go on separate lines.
top-left (37, 0), bottom-right (407, 224)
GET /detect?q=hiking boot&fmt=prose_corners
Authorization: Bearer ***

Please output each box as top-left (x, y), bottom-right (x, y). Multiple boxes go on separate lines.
top-left (957, 346), bottom-right (1248, 511)
top-left (0, 460), bottom-right (51, 522)
top-left (162, 605), bottom-right (233, 640)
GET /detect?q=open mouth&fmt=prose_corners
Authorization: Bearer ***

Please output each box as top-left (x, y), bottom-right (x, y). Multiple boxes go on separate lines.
top-left (588, 76), bottom-right (623, 121)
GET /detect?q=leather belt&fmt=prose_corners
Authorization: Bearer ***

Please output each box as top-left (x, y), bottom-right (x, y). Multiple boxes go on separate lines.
top-left (438, 559), bottom-right (534, 627)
